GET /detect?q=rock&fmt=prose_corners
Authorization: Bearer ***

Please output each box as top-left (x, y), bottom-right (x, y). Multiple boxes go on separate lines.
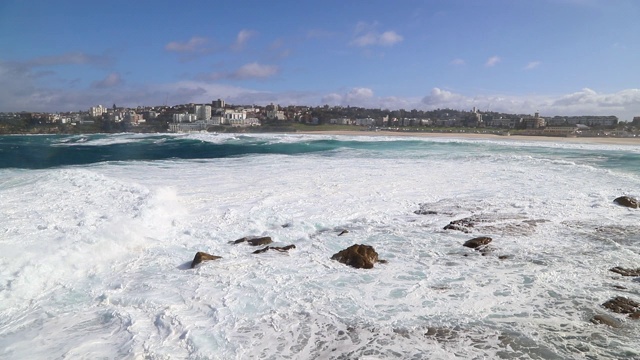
top-left (498, 255), bottom-right (512, 260)
top-left (629, 312), bottom-right (640, 320)
top-left (610, 266), bottom-right (640, 277)
top-left (590, 314), bottom-right (623, 328)
top-left (414, 209), bottom-right (438, 215)
top-left (463, 236), bottom-right (492, 249)
top-left (230, 236), bottom-right (273, 246)
top-left (252, 245), bottom-right (296, 254)
top-left (602, 296), bottom-right (640, 314)
top-left (331, 244), bottom-right (385, 269)
top-left (337, 230), bottom-right (349, 236)
top-left (613, 196), bottom-right (639, 209)
top-left (191, 252), bottom-right (222, 268)
top-left (443, 214), bottom-right (542, 236)
top-left (444, 218), bottom-right (475, 233)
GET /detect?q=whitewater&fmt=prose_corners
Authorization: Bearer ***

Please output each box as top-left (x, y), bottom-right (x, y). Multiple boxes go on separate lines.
top-left (1, 133), bottom-right (639, 359)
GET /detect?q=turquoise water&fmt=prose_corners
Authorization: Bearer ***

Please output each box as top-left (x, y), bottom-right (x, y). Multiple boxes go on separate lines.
top-left (1, 134), bottom-right (640, 176)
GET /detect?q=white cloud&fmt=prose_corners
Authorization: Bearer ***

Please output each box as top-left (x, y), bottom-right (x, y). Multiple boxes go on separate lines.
top-left (92, 72), bottom-right (122, 88)
top-left (2, 57), bottom-right (639, 121)
top-left (232, 29), bottom-right (257, 51)
top-left (524, 61), bottom-right (541, 70)
top-left (27, 52), bottom-right (114, 67)
top-left (451, 58), bottom-right (466, 66)
top-left (346, 87), bottom-right (374, 102)
top-left (351, 22), bottom-right (403, 47)
top-left (422, 88), bottom-right (466, 106)
top-left (418, 87), bottom-right (640, 120)
top-left (232, 63), bottom-right (279, 79)
top-left (165, 37), bottom-right (209, 53)
top-left (321, 93), bottom-right (342, 105)
top-left (378, 31), bottom-right (404, 46)
top-left (200, 62), bottom-right (279, 81)
top-left (485, 56), bottom-right (501, 67)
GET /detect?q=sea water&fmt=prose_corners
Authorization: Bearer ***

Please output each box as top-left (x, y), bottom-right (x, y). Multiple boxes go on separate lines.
top-left (0, 133), bottom-right (639, 359)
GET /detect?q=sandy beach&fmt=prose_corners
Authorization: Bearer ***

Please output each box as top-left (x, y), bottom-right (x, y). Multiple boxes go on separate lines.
top-left (297, 130), bottom-right (640, 146)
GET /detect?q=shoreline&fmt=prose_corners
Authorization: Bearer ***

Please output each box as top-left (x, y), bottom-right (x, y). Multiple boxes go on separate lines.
top-left (296, 130), bottom-right (640, 146)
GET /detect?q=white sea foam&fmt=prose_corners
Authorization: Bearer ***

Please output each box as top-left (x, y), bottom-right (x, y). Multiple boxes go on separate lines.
top-left (1, 137), bottom-right (639, 359)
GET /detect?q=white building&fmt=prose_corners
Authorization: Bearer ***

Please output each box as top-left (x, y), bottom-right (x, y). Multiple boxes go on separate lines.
top-left (173, 113), bottom-right (198, 123)
top-left (195, 105), bottom-right (212, 120)
top-left (229, 117), bottom-right (260, 127)
top-left (266, 103), bottom-right (287, 120)
top-left (224, 109), bottom-right (246, 123)
top-left (89, 105), bottom-right (106, 117)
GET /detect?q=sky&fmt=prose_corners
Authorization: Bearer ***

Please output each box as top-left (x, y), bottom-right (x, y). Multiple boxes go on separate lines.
top-left (1, 0), bottom-right (640, 120)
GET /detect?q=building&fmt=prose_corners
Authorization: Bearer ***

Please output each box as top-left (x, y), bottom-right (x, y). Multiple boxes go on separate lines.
top-left (224, 109), bottom-right (246, 123)
top-left (195, 105), bottom-right (211, 120)
top-left (89, 105), bottom-right (106, 117)
top-left (266, 103), bottom-right (287, 121)
top-left (172, 113), bottom-right (198, 123)
top-left (523, 112), bottom-right (546, 129)
top-left (212, 99), bottom-right (225, 109)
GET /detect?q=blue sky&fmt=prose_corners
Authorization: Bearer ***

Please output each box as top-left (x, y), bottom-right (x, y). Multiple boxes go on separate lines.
top-left (1, 0), bottom-right (639, 120)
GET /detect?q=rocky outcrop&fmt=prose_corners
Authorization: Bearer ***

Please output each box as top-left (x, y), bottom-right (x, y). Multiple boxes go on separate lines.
top-left (463, 236), bottom-right (492, 249)
top-left (444, 218), bottom-right (475, 233)
top-left (230, 236), bottom-right (273, 246)
top-left (191, 252), bottom-right (222, 268)
top-left (443, 214), bottom-right (545, 236)
top-left (331, 244), bottom-right (385, 269)
top-left (610, 266), bottom-right (640, 277)
top-left (602, 296), bottom-right (639, 314)
top-left (613, 196), bottom-right (639, 209)
top-left (252, 245), bottom-right (296, 254)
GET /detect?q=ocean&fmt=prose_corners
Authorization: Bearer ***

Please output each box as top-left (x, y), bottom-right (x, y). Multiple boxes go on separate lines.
top-left (1, 132), bottom-right (639, 359)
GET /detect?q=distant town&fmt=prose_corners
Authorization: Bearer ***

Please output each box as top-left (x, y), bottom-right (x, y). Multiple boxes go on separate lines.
top-left (1, 99), bottom-right (640, 138)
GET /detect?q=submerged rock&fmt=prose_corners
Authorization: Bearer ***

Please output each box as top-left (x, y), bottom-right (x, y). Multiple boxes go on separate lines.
top-left (602, 296), bottom-right (640, 314)
top-left (331, 244), bottom-right (385, 269)
top-left (590, 314), bottom-right (623, 328)
top-left (230, 236), bottom-right (273, 246)
top-left (613, 196), bottom-right (639, 209)
top-left (610, 266), bottom-right (640, 277)
top-left (444, 218), bottom-right (475, 233)
top-left (252, 244), bottom-right (296, 254)
top-left (443, 214), bottom-right (543, 236)
top-left (191, 252), bottom-right (222, 268)
top-left (463, 236), bottom-right (492, 249)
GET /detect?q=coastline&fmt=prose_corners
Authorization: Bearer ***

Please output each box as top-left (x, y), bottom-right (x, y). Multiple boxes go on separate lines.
top-left (296, 130), bottom-right (640, 146)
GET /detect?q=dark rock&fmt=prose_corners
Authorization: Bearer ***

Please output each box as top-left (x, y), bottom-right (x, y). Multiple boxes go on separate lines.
top-left (590, 314), bottom-right (622, 328)
top-left (610, 266), bottom-right (640, 277)
top-left (613, 196), bottom-right (639, 209)
top-left (424, 327), bottom-right (459, 342)
top-left (191, 252), bottom-right (222, 268)
top-left (498, 255), bottom-right (512, 260)
top-left (444, 218), bottom-right (475, 233)
top-left (629, 312), bottom-right (640, 320)
top-left (463, 236), bottom-right (492, 249)
top-left (337, 230), bottom-right (349, 236)
top-left (252, 244), bottom-right (296, 254)
top-left (443, 214), bottom-right (542, 236)
top-left (230, 236), bottom-right (273, 246)
top-left (331, 244), bottom-right (385, 269)
top-left (602, 296), bottom-right (640, 314)
top-left (414, 209), bottom-right (438, 215)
